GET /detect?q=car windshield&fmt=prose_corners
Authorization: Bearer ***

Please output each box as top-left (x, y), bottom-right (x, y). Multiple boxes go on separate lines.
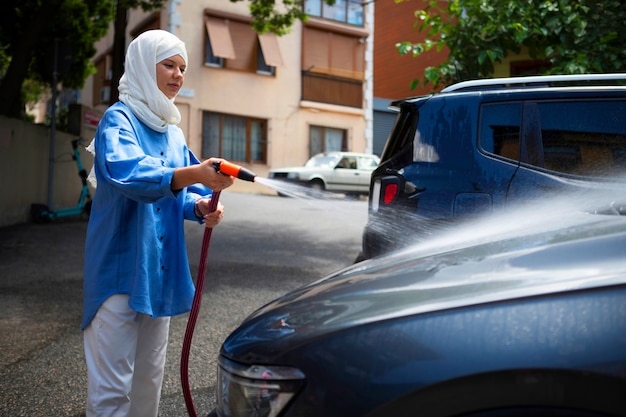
top-left (305, 154), bottom-right (341, 168)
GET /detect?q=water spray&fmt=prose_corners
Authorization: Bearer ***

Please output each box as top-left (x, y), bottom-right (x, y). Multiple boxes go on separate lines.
top-left (180, 160), bottom-right (257, 417)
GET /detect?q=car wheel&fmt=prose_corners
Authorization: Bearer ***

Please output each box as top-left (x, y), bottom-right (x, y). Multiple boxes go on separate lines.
top-left (309, 179), bottom-right (325, 191)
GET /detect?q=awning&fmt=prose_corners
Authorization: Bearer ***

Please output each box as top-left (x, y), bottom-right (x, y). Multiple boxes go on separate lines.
top-left (205, 17), bottom-right (236, 59)
top-left (258, 32), bottom-right (283, 67)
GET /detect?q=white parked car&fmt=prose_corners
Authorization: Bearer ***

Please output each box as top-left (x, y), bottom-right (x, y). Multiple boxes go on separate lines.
top-left (268, 152), bottom-right (380, 196)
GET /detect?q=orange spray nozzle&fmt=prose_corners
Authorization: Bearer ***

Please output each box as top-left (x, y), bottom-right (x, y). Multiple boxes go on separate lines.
top-left (213, 160), bottom-right (256, 182)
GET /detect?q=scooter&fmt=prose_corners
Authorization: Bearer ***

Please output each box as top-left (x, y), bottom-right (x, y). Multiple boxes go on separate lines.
top-left (31, 137), bottom-right (92, 222)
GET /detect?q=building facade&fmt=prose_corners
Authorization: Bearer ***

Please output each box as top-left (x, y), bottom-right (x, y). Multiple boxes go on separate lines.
top-left (81, 0), bottom-right (374, 189)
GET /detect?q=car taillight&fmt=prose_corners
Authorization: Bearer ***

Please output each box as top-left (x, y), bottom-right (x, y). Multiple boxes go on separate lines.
top-left (383, 183), bottom-right (398, 204)
top-left (380, 176), bottom-right (401, 205)
top-left (372, 176), bottom-right (401, 212)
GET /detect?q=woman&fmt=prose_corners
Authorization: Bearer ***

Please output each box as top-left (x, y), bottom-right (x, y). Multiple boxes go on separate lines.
top-left (82, 30), bottom-right (234, 417)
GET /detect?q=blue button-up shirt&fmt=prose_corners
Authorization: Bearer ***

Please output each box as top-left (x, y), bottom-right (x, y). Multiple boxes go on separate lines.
top-left (82, 102), bottom-right (211, 330)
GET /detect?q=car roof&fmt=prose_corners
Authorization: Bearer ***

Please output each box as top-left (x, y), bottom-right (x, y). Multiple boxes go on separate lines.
top-left (389, 73), bottom-right (626, 110)
top-left (441, 73), bottom-right (626, 93)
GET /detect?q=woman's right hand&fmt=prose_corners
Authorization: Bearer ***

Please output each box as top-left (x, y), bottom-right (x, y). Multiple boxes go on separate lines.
top-left (199, 158), bottom-right (235, 191)
top-left (171, 157), bottom-right (235, 191)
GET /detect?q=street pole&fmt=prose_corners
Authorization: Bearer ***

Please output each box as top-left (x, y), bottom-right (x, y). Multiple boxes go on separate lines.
top-left (47, 39), bottom-right (58, 209)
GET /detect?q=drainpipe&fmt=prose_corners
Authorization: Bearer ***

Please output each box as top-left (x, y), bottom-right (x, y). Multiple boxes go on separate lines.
top-left (47, 39), bottom-right (59, 209)
top-left (168, 0), bottom-right (182, 34)
top-left (363, 2), bottom-right (374, 155)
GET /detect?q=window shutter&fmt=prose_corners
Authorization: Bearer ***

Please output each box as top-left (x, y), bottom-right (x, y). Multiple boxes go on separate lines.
top-left (205, 18), bottom-right (236, 59)
top-left (258, 33), bottom-right (283, 67)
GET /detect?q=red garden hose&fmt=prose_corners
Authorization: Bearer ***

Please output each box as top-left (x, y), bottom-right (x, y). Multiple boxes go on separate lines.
top-left (180, 189), bottom-right (221, 417)
top-left (180, 160), bottom-right (256, 417)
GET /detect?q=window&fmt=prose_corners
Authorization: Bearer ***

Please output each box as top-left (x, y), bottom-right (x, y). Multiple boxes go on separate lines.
top-left (309, 125), bottom-right (347, 156)
top-left (92, 53), bottom-right (112, 107)
top-left (479, 103), bottom-right (522, 161)
top-left (204, 11), bottom-right (283, 74)
top-left (202, 111), bottom-right (267, 164)
top-left (305, 0), bottom-right (364, 26)
top-left (535, 100), bottom-right (626, 177)
top-left (204, 17), bottom-right (230, 67)
top-left (480, 100), bottom-right (626, 178)
top-left (301, 21), bottom-right (368, 107)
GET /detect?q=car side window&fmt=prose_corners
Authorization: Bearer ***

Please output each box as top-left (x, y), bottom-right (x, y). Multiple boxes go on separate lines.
top-left (479, 103), bottom-right (522, 162)
top-left (534, 100), bottom-right (626, 177)
top-left (337, 157), bottom-right (357, 169)
top-left (357, 156), bottom-right (377, 169)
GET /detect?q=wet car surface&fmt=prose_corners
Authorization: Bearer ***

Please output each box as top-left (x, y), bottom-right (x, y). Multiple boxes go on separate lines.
top-left (208, 190), bottom-right (626, 417)
top-left (361, 74), bottom-right (626, 260)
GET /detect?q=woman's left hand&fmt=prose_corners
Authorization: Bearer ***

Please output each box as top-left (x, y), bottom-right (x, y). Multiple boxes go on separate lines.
top-left (195, 199), bottom-right (224, 228)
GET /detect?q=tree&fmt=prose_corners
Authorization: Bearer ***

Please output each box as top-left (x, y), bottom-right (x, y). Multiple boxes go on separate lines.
top-left (237, 0), bottom-right (310, 35)
top-left (397, 0), bottom-right (626, 89)
top-left (0, 0), bottom-right (114, 118)
top-left (0, 0), bottom-right (329, 118)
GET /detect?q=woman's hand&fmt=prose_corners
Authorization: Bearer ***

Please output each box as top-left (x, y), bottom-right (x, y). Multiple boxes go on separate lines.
top-left (198, 158), bottom-right (236, 191)
top-left (195, 199), bottom-right (224, 228)
top-left (172, 158), bottom-right (235, 191)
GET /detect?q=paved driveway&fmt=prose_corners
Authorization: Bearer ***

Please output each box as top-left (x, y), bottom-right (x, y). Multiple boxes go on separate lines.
top-left (0, 192), bottom-right (367, 416)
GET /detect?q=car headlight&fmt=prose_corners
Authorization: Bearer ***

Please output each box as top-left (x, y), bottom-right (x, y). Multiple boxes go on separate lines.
top-left (216, 356), bottom-right (305, 417)
top-left (287, 172), bottom-right (299, 179)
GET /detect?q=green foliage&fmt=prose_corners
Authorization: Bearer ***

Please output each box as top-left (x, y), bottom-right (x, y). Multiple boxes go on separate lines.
top-left (41, 0), bottom-right (115, 88)
top-left (120, 0), bottom-right (167, 9)
top-left (234, 0), bottom-right (309, 35)
top-left (0, 0), bottom-right (167, 117)
top-left (0, 0), bottom-right (116, 115)
top-left (398, 0), bottom-right (626, 89)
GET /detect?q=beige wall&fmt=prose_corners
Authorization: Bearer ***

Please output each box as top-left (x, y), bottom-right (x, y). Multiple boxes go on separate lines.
top-left (82, 0), bottom-right (370, 193)
top-left (0, 116), bottom-right (96, 227)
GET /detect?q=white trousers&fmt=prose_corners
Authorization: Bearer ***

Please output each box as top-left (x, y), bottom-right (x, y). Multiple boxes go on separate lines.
top-left (84, 294), bottom-right (170, 417)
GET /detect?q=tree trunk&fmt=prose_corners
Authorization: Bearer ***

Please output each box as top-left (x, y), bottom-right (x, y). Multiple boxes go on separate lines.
top-left (110, 4), bottom-right (128, 105)
top-left (0, 3), bottom-right (59, 118)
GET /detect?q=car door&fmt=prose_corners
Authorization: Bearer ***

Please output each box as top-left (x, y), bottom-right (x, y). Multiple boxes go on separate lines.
top-left (329, 156), bottom-right (362, 192)
top-left (475, 101), bottom-right (524, 210)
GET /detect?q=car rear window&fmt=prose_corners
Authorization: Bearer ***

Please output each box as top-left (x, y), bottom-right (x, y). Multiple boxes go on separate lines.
top-left (479, 102), bottom-right (522, 161)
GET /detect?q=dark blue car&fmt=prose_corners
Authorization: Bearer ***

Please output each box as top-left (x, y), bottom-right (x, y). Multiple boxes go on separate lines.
top-left (360, 74), bottom-right (626, 260)
top-left (208, 190), bottom-right (626, 417)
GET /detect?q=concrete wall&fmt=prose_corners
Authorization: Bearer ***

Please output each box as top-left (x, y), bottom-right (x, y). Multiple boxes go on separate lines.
top-left (0, 116), bottom-right (95, 227)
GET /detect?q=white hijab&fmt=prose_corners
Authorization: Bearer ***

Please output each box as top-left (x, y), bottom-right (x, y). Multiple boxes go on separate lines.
top-left (87, 30), bottom-right (188, 187)
top-left (118, 29), bottom-right (188, 132)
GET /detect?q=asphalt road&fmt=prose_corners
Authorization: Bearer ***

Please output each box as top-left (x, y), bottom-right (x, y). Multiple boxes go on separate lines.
top-left (0, 191), bottom-right (368, 417)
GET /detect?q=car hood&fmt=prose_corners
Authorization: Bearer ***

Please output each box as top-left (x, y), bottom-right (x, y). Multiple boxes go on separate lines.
top-left (222, 208), bottom-right (626, 361)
